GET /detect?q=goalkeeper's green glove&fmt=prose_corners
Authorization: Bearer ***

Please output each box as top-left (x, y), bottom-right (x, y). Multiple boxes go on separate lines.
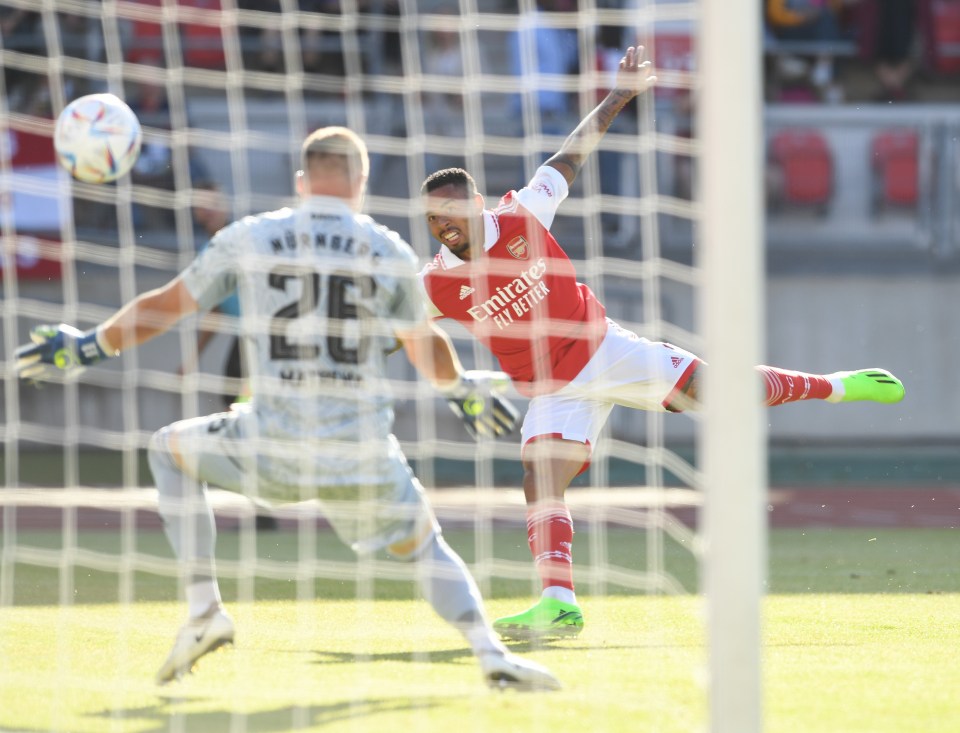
top-left (15, 323), bottom-right (115, 380)
top-left (439, 370), bottom-right (520, 439)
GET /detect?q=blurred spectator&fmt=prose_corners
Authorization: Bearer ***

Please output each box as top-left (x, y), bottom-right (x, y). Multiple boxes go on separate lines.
top-left (421, 10), bottom-right (465, 170)
top-left (422, 15), bottom-right (463, 90)
top-left (238, 0), bottom-right (343, 76)
top-left (509, 0), bottom-right (580, 134)
top-left (301, 1), bottom-right (344, 75)
top-left (595, 25), bottom-right (625, 102)
top-left (58, 12), bottom-right (101, 63)
top-left (766, 0), bottom-right (847, 44)
top-left (181, 174), bottom-right (245, 410)
top-left (766, 0), bottom-right (858, 98)
top-left (237, 0), bottom-right (283, 72)
top-left (594, 25), bottom-right (643, 229)
top-left (359, 0), bottom-right (403, 75)
top-left (59, 12), bottom-right (105, 102)
top-left (186, 0), bottom-right (401, 82)
top-left (1, 9), bottom-right (43, 112)
top-left (129, 67), bottom-right (174, 230)
top-left (129, 67), bottom-right (169, 121)
top-left (856, 0), bottom-right (918, 101)
top-left (648, 29), bottom-right (695, 199)
top-left (1, 8), bottom-right (39, 50)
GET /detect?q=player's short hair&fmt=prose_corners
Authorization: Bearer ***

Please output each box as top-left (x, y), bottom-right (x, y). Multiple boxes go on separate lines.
top-left (301, 126), bottom-right (369, 181)
top-left (420, 168), bottom-right (478, 198)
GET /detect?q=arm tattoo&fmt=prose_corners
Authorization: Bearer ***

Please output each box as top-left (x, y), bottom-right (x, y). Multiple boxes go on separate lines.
top-left (546, 88), bottom-right (637, 183)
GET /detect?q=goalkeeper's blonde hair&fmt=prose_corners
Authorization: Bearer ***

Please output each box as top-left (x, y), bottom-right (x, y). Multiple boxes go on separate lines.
top-left (301, 126), bottom-right (369, 183)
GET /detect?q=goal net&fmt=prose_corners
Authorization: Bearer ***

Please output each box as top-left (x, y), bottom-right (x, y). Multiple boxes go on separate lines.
top-left (0, 1), bottom-right (763, 731)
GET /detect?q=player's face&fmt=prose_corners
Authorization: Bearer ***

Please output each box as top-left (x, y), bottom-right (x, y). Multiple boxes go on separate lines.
top-left (424, 183), bottom-right (482, 259)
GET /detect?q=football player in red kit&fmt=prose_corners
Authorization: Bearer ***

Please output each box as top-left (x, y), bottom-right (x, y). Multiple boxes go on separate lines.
top-left (416, 45), bottom-right (904, 639)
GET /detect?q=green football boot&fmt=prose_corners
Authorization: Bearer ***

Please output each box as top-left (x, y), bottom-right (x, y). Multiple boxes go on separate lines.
top-left (829, 368), bottom-right (904, 404)
top-left (493, 597), bottom-right (584, 641)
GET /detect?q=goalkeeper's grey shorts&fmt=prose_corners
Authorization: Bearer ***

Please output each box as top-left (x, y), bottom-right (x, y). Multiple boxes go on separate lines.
top-left (152, 408), bottom-right (440, 559)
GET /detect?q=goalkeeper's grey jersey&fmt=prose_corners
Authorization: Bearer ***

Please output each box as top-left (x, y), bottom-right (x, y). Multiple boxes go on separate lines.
top-left (180, 196), bottom-right (424, 464)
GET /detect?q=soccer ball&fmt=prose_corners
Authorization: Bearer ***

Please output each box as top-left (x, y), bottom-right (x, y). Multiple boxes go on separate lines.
top-left (54, 93), bottom-right (142, 184)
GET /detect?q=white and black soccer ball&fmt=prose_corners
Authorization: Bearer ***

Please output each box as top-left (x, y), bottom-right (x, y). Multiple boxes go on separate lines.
top-left (54, 93), bottom-right (142, 184)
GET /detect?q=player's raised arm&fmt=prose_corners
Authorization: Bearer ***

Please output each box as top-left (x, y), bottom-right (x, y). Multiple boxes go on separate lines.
top-left (543, 44), bottom-right (656, 186)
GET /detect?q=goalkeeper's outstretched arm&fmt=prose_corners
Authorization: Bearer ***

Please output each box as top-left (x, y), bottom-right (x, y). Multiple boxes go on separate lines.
top-left (15, 276), bottom-right (199, 380)
top-left (397, 321), bottom-right (520, 439)
top-left (543, 44), bottom-right (656, 186)
top-left (97, 277), bottom-right (199, 354)
top-left (397, 319), bottom-right (463, 391)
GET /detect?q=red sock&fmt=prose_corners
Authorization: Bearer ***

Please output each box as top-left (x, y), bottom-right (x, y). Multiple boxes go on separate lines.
top-left (757, 365), bottom-right (833, 406)
top-left (526, 502), bottom-right (575, 592)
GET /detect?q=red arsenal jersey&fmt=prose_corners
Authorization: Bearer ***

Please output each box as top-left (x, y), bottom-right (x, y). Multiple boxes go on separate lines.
top-left (421, 187), bottom-right (608, 396)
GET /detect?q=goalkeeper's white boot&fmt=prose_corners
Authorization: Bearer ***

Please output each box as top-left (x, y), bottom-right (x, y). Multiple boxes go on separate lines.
top-left (156, 604), bottom-right (234, 684)
top-left (479, 650), bottom-right (561, 692)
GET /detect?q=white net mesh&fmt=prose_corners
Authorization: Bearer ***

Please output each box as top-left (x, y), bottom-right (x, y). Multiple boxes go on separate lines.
top-left (0, 1), bottom-right (751, 731)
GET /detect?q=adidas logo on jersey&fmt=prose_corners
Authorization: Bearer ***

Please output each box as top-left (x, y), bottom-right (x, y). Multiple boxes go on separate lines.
top-left (459, 285), bottom-right (475, 300)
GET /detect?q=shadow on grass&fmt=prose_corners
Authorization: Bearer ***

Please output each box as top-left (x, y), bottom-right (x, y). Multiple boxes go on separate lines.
top-left (305, 639), bottom-right (693, 667)
top-left (309, 646), bottom-right (475, 666)
top-left (502, 638), bottom-right (705, 653)
top-left (79, 697), bottom-right (443, 733)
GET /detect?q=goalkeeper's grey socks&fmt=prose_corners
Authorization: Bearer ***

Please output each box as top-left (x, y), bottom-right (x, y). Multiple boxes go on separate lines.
top-left (185, 579), bottom-right (223, 620)
top-left (416, 535), bottom-right (505, 657)
top-left (148, 437), bottom-right (222, 619)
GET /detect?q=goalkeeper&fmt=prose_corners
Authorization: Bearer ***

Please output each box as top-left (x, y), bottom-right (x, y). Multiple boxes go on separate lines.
top-left (15, 126), bottom-right (555, 691)
top-left (416, 45), bottom-right (906, 640)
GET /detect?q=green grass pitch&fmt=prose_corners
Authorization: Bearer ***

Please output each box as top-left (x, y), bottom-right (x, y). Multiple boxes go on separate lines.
top-left (0, 527), bottom-right (958, 732)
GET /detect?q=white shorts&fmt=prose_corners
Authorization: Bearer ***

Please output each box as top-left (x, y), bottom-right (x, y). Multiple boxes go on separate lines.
top-left (520, 319), bottom-right (700, 452)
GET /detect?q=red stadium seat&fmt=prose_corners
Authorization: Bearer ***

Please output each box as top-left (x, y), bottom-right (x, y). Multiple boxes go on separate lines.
top-left (652, 32), bottom-right (694, 102)
top-left (871, 129), bottom-right (919, 209)
top-left (768, 129), bottom-right (833, 209)
top-left (180, 0), bottom-right (226, 70)
top-left (124, 0), bottom-right (225, 69)
top-left (125, 0), bottom-right (164, 65)
top-left (926, 0), bottom-right (960, 74)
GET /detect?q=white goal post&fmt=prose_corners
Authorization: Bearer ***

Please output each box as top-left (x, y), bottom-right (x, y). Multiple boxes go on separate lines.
top-left (698, 1), bottom-right (766, 731)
